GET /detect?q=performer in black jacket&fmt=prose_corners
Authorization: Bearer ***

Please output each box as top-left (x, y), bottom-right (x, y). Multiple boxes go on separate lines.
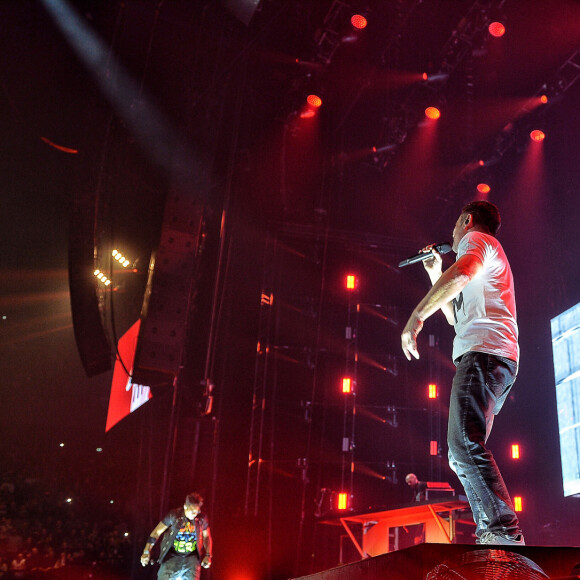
top-left (141, 492), bottom-right (212, 580)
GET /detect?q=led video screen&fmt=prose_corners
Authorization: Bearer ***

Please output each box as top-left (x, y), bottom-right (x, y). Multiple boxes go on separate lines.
top-left (551, 302), bottom-right (580, 497)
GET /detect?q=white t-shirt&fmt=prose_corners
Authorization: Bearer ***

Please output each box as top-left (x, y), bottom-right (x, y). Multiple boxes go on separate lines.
top-left (451, 231), bottom-right (519, 363)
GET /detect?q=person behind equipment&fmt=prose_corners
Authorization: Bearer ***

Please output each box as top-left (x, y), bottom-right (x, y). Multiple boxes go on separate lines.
top-left (405, 473), bottom-right (427, 502)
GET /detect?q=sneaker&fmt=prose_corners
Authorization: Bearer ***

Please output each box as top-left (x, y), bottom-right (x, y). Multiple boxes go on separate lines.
top-left (477, 531), bottom-right (526, 546)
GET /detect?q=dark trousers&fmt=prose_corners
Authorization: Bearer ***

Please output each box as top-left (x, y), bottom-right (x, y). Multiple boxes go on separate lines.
top-left (447, 351), bottom-right (521, 539)
top-left (157, 555), bottom-right (200, 580)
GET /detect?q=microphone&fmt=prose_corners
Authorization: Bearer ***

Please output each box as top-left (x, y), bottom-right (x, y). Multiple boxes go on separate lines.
top-left (398, 242), bottom-right (452, 268)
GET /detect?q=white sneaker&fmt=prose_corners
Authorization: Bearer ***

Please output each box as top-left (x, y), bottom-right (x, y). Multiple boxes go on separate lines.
top-left (477, 531), bottom-right (525, 546)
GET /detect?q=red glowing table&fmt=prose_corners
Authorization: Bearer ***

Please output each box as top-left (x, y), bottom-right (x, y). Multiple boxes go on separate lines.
top-left (339, 500), bottom-right (469, 557)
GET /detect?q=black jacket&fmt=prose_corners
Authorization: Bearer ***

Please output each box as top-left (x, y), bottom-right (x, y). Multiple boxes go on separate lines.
top-left (157, 508), bottom-right (209, 563)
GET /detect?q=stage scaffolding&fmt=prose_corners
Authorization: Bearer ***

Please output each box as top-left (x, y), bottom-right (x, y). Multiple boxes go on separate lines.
top-left (243, 223), bottom-right (450, 570)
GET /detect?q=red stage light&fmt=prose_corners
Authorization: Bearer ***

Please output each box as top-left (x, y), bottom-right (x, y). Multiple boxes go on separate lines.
top-left (425, 106), bottom-right (440, 120)
top-left (337, 492), bottom-right (348, 510)
top-left (540, 94), bottom-right (548, 104)
top-left (350, 14), bottom-right (367, 30)
top-left (428, 383), bottom-right (438, 399)
top-left (430, 441), bottom-right (438, 456)
top-left (530, 129), bottom-right (545, 142)
top-left (346, 274), bottom-right (356, 290)
top-left (300, 94), bottom-right (322, 118)
top-left (477, 183), bottom-right (491, 194)
top-left (306, 94), bottom-right (322, 108)
top-left (514, 496), bottom-right (523, 512)
top-left (342, 377), bottom-right (352, 393)
top-left (488, 21), bottom-right (506, 37)
top-left (511, 444), bottom-right (521, 459)
top-left (422, 72), bottom-right (428, 81)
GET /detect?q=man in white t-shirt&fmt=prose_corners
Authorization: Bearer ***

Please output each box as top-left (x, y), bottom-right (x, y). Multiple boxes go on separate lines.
top-left (401, 200), bottom-right (524, 546)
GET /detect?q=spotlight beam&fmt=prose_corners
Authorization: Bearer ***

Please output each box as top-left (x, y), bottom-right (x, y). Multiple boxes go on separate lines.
top-left (40, 0), bottom-right (205, 190)
top-left (437, 47), bottom-right (580, 221)
top-left (355, 406), bottom-right (387, 424)
top-left (221, 0), bottom-right (263, 26)
top-left (352, 462), bottom-right (387, 480)
top-left (0, 324), bottom-right (73, 347)
top-left (358, 303), bottom-right (398, 325)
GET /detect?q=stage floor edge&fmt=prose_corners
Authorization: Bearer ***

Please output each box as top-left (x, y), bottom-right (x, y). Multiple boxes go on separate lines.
top-left (291, 543), bottom-right (580, 580)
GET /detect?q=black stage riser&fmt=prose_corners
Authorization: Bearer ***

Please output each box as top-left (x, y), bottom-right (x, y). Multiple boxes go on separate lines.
top-left (292, 543), bottom-right (580, 580)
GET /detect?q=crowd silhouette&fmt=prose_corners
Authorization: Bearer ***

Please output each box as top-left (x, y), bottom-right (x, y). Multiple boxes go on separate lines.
top-left (0, 450), bottom-right (136, 579)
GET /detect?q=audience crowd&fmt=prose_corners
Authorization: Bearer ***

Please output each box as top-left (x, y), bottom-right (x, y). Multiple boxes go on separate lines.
top-left (0, 456), bottom-right (136, 579)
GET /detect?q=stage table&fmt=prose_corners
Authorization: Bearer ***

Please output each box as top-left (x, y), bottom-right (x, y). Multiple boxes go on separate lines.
top-left (338, 500), bottom-right (469, 557)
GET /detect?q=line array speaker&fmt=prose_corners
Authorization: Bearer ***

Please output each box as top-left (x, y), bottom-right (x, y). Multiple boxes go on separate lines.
top-left (68, 190), bottom-right (112, 377)
top-left (132, 187), bottom-right (205, 387)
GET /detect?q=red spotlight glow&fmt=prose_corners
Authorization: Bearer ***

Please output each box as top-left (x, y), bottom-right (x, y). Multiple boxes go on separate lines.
top-left (477, 183), bottom-right (491, 194)
top-left (229, 570), bottom-right (260, 580)
top-left (428, 383), bottom-right (438, 399)
top-left (306, 94), bottom-right (322, 108)
top-left (425, 106), bottom-right (440, 120)
top-left (338, 492), bottom-right (348, 510)
top-left (430, 441), bottom-right (438, 456)
top-left (540, 94), bottom-right (548, 104)
top-left (342, 377), bottom-right (352, 393)
top-left (530, 129), bottom-right (545, 142)
top-left (488, 21), bottom-right (506, 37)
top-left (350, 14), bottom-right (367, 30)
top-left (346, 274), bottom-right (357, 290)
top-left (229, 575), bottom-right (256, 580)
top-left (422, 72), bottom-right (428, 81)
top-left (511, 444), bottom-right (521, 459)
top-left (514, 496), bottom-right (523, 512)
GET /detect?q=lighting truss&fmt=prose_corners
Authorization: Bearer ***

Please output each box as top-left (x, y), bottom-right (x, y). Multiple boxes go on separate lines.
top-left (314, 0), bottom-right (354, 65)
top-left (371, 0), bottom-right (506, 169)
top-left (440, 47), bottom-right (580, 205)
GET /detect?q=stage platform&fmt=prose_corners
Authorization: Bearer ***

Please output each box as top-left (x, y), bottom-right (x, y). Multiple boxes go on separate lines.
top-left (335, 500), bottom-right (469, 556)
top-left (291, 543), bottom-right (580, 579)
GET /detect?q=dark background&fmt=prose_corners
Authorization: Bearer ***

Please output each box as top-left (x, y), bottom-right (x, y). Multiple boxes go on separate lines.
top-left (1, 1), bottom-right (580, 579)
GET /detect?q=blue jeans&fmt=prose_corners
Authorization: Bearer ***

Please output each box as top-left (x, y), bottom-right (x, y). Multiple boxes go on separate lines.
top-left (447, 351), bottom-right (521, 539)
top-left (158, 555), bottom-right (200, 580)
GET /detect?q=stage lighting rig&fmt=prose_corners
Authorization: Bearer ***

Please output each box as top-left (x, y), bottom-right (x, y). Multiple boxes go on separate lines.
top-left (314, 0), bottom-right (368, 64)
top-left (384, 461), bottom-right (398, 485)
top-left (384, 406), bottom-right (398, 429)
